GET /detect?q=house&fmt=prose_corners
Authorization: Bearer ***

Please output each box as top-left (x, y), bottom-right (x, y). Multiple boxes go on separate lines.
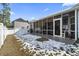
top-left (30, 4), bottom-right (79, 43)
top-left (12, 18), bottom-right (30, 30)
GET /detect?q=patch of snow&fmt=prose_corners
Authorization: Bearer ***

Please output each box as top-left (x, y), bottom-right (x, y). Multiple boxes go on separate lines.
top-left (18, 33), bottom-right (75, 51)
top-left (15, 28), bottom-right (29, 36)
top-left (15, 28), bottom-right (78, 56)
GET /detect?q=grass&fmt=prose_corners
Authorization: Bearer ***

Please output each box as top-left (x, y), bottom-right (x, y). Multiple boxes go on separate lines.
top-left (0, 35), bottom-right (37, 56)
top-left (0, 35), bottom-right (26, 56)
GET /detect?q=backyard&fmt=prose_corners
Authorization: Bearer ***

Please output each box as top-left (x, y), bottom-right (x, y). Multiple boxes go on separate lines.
top-left (0, 28), bottom-right (79, 56)
top-left (0, 3), bottom-right (79, 56)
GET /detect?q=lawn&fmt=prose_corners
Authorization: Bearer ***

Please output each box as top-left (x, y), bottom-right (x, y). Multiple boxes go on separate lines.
top-left (14, 28), bottom-right (79, 56)
top-left (0, 35), bottom-right (26, 56)
top-left (0, 28), bottom-right (79, 56)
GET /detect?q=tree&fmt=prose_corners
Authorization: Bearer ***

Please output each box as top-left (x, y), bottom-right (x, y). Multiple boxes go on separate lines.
top-left (0, 11), bottom-right (3, 23)
top-left (1, 3), bottom-right (11, 27)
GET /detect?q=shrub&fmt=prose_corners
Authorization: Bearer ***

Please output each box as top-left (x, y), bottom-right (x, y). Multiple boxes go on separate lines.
top-left (30, 29), bottom-right (33, 33)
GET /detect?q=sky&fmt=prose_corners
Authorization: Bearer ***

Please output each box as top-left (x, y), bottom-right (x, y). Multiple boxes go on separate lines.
top-left (0, 3), bottom-right (76, 22)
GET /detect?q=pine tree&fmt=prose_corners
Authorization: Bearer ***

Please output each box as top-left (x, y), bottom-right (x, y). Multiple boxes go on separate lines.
top-left (1, 3), bottom-right (11, 27)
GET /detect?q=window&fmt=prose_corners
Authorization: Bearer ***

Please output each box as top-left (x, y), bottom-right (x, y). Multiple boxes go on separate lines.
top-left (70, 32), bottom-right (75, 39)
top-left (48, 31), bottom-right (53, 35)
top-left (43, 30), bottom-right (47, 34)
top-left (70, 17), bottom-right (75, 24)
top-left (62, 16), bottom-right (68, 25)
top-left (62, 11), bottom-right (75, 39)
top-left (65, 31), bottom-right (69, 38)
top-left (70, 24), bottom-right (75, 31)
top-left (48, 22), bottom-right (53, 30)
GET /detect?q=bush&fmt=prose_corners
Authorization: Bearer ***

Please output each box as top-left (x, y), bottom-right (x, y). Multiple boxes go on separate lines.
top-left (30, 29), bottom-right (33, 33)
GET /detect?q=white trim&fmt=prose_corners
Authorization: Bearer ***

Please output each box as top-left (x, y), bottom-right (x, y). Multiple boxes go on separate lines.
top-left (75, 9), bottom-right (77, 41)
top-left (60, 17), bottom-right (62, 37)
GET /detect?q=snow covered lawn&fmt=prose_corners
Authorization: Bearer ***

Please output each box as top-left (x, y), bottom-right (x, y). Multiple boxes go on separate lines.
top-left (19, 34), bottom-right (66, 50)
top-left (15, 33), bottom-right (76, 51)
top-left (15, 28), bottom-right (79, 56)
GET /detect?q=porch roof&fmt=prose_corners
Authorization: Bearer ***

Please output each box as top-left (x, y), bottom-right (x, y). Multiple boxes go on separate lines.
top-left (33, 3), bottom-right (79, 22)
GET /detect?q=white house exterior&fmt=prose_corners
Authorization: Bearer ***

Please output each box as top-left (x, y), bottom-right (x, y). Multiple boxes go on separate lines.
top-left (30, 4), bottom-right (79, 43)
top-left (12, 18), bottom-right (30, 30)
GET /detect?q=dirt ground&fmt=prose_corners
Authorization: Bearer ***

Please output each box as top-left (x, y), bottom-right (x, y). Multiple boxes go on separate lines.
top-left (0, 35), bottom-right (26, 56)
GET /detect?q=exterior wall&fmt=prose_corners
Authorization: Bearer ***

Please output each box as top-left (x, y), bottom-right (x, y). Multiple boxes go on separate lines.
top-left (31, 10), bottom-right (76, 42)
top-left (14, 21), bottom-right (30, 30)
